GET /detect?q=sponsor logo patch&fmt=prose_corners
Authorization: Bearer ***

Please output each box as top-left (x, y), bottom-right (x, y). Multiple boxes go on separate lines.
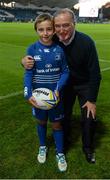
top-left (34, 55), bottom-right (42, 61)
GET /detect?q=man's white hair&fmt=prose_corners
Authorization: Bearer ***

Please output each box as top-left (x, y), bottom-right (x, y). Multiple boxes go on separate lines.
top-left (53, 8), bottom-right (76, 23)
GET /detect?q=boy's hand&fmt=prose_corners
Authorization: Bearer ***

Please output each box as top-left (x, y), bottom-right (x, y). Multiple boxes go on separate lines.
top-left (22, 55), bottom-right (34, 69)
top-left (28, 96), bottom-right (39, 108)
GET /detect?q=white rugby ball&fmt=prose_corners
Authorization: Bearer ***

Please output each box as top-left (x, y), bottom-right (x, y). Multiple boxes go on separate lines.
top-left (32, 88), bottom-right (57, 110)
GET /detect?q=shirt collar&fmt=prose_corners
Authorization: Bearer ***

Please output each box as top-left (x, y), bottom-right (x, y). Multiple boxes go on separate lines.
top-left (61, 30), bottom-right (75, 46)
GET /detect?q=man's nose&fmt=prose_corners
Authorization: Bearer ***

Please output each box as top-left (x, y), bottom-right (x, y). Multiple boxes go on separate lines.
top-left (59, 27), bottom-right (64, 32)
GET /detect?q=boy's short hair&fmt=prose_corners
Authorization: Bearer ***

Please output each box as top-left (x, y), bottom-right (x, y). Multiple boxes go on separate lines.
top-left (34, 13), bottom-right (53, 32)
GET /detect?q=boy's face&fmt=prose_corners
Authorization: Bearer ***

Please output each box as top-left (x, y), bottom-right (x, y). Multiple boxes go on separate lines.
top-left (36, 20), bottom-right (54, 45)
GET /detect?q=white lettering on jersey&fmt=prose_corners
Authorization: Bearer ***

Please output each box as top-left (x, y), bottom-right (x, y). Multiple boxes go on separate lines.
top-left (36, 67), bottom-right (60, 73)
top-left (50, 68), bottom-right (60, 72)
top-left (36, 69), bottom-right (45, 73)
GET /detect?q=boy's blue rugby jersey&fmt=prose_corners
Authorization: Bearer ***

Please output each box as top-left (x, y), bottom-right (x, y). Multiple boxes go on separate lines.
top-left (24, 41), bottom-right (69, 99)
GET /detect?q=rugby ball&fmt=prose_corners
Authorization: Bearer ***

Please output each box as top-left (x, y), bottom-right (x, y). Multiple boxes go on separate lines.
top-left (32, 88), bottom-right (58, 110)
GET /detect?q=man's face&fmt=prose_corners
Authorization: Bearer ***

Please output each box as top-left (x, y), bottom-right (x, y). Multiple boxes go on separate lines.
top-left (54, 13), bottom-right (75, 43)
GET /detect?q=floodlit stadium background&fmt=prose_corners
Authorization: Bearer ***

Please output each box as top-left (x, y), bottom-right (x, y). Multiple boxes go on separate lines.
top-left (0, 0), bottom-right (110, 21)
top-left (0, 0), bottom-right (110, 179)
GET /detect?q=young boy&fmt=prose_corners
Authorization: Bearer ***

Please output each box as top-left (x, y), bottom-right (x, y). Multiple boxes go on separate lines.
top-left (24, 13), bottom-right (69, 172)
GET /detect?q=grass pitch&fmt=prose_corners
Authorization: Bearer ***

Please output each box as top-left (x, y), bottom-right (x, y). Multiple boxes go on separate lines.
top-left (0, 22), bottom-right (110, 179)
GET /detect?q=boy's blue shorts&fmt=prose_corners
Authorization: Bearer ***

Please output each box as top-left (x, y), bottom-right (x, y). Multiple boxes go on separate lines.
top-left (32, 101), bottom-right (64, 122)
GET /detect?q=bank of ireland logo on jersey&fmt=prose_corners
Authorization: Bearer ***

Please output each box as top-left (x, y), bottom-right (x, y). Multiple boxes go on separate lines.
top-left (45, 64), bottom-right (52, 68)
top-left (34, 55), bottom-right (42, 61)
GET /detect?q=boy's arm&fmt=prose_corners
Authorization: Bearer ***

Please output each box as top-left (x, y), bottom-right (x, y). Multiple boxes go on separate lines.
top-left (24, 70), bottom-right (39, 108)
top-left (23, 44), bottom-right (40, 108)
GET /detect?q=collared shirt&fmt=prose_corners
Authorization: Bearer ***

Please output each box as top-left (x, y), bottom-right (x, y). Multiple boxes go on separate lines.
top-left (60, 30), bottom-right (75, 46)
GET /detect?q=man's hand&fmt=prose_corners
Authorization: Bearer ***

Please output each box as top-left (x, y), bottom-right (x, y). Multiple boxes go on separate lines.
top-left (22, 55), bottom-right (34, 69)
top-left (82, 101), bottom-right (96, 119)
top-left (28, 96), bottom-right (39, 108)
